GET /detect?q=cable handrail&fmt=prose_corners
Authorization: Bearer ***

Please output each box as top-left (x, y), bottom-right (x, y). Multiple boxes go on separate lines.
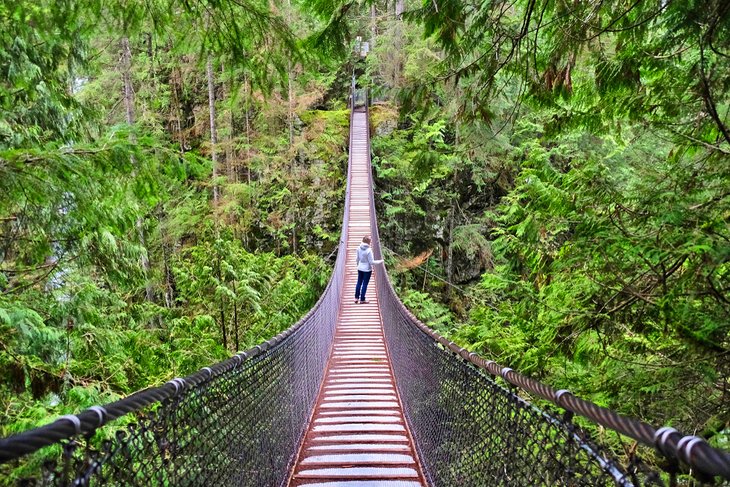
top-left (2, 94), bottom-right (729, 487)
top-left (0, 85), bottom-right (358, 487)
top-left (363, 96), bottom-right (730, 484)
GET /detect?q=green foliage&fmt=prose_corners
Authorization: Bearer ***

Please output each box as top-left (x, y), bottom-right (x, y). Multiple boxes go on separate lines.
top-left (412, 0), bottom-right (730, 146)
top-left (400, 289), bottom-right (453, 334)
top-left (453, 118), bottom-right (730, 432)
top-left (451, 224), bottom-right (491, 268)
top-left (2, 0), bottom-right (729, 479)
top-left (0, 0), bottom-right (346, 469)
top-left (0, 1), bottom-right (88, 148)
top-left (326, 0), bottom-right (730, 451)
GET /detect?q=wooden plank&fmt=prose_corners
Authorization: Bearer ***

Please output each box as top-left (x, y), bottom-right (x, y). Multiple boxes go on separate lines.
top-left (288, 111), bottom-right (426, 487)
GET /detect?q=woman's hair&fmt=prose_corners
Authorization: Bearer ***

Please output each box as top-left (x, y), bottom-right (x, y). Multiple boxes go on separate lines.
top-left (362, 236), bottom-right (371, 244)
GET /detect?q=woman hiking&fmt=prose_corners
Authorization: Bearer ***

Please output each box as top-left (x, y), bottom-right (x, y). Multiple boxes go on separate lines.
top-left (355, 235), bottom-right (383, 304)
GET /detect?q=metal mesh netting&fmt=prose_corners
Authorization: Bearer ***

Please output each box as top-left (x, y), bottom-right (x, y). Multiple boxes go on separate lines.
top-left (0, 111), bottom-right (356, 487)
top-left (365, 156), bottom-right (637, 485)
top-left (4, 103), bottom-right (730, 487)
top-left (45, 321), bottom-right (337, 487)
top-left (376, 293), bottom-right (651, 486)
top-left (2, 247), bottom-right (344, 487)
top-left (362, 107), bottom-right (730, 485)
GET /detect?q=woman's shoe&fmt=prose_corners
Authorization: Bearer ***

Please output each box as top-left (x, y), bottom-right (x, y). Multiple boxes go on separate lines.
top-left (359, 300), bottom-right (369, 304)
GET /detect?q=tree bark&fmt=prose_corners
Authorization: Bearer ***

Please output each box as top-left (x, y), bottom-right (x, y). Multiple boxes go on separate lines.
top-left (171, 66), bottom-right (185, 151)
top-left (288, 61), bottom-right (294, 148)
top-left (446, 203), bottom-right (454, 292)
top-left (224, 67), bottom-right (236, 184)
top-left (244, 73), bottom-right (252, 185)
top-left (232, 279), bottom-right (239, 351)
top-left (287, 0), bottom-right (294, 148)
top-left (292, 209), bottom-right (297, 255)
top-left (446, 165), bottom-right (458, 296)
top-left (217, 255), bottom-right (227, 351)
top-left (371, 4), bottom-right (377, 48)
top-left (160, 217), bottom-right (175, 308)
top-left (122, 38), bottom-right (135, 126)
top-left (207, 57), bottom-right (220, 207)
top-left (163, 242), bottom-right (175, 308)
top-left (165, 38), bottom-right (186, 153)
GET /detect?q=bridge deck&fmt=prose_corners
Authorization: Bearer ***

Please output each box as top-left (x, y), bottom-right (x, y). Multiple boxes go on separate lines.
top-left (289, 111), bottom-right (426, 487)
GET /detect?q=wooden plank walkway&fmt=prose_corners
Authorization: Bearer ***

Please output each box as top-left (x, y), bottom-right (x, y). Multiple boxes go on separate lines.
top-left (288, 111), bottom-right (426, 487)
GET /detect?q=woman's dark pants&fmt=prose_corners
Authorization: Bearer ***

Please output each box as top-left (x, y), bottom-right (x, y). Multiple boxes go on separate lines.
top-left (355, 270), bottom-right (372, 302)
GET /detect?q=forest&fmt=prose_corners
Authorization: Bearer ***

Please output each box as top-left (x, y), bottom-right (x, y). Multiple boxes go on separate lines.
top-left (1, 0), bottom-right (729, 476)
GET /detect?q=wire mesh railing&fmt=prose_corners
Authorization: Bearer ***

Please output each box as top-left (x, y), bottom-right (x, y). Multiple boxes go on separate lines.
top-left (3, 97), bottom-right (730, 487)
top-left (362, 105), bottom-right (730, 486)
top-left (1, 241), bottom-right (345, 487)
top-left (0, 106), bottom-right (356, 487)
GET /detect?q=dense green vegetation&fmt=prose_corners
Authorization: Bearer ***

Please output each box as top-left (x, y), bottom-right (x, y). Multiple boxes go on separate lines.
top-left (0, 0), bottom-right (348, 441)
top-left (1, 0), bottom-right (729, 475)
top-left (359, 0), bottom-right (730, 450)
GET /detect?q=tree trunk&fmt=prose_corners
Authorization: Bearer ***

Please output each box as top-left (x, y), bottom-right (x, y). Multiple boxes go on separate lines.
top-left (145, 32), bottom-right (157, 91)
top-left (122, 38), bottom-right (135, 127)
top-left (122, 36), bottom-right (155, 305)
top-left (207, 56), bottom-right (220, 207)
top-left (422, 263), bottom-right (428, 291)
top-left (287, 0), bottom-right (294, 148)
top-left (160, 218), bottom-right (175, 308)
top-left (220, 297), bottom-right (227, 350)
top-left (292, 209), bottom-right (297, 255)
top-left (396, 0), bottom-right (405, 19)
top-left (232, 279), bottom-right (239, 351)
top-left (163, 242), bottom-right (175, 308)
top-left (171, 68), bottom-right (185, 151)
top-left (446, 203), bottom-right (454, 290)
top-left (288, 61), bottom-right (294, 147)
top-left (220, 62), bottom-right (235, 185)
top-left (445, 131), bottom-right (460, 294)
top-left (371, 4), bottom-right (377, 47)
top-left (244, 73), bottom-right (252, 185)
top-left (216, 255), bottom-right (227, 350)
top-left (225, 72), bottom-right (236, 184)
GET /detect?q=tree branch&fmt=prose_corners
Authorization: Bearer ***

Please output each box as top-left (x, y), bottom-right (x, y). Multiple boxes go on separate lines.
top-left (699, 42), bottom-right (730, 145)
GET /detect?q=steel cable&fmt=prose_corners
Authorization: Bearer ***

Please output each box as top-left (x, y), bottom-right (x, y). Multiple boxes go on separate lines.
top-left (2, 100), bottom-right (730, 487)
top-left (363, 100), bottom-right (730, 485)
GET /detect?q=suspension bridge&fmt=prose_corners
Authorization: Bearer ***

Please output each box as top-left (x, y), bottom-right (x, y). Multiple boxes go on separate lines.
top-left (1, 95), bottom-right (730, 486)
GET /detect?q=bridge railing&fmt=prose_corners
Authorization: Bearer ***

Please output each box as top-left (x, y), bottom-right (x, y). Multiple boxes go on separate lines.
top-left (0, 104), bottom-right (355, 487)
top-left (363, 105), bottom-right (730, 486)
top-left (4, 97), bottom-right (730, 487)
